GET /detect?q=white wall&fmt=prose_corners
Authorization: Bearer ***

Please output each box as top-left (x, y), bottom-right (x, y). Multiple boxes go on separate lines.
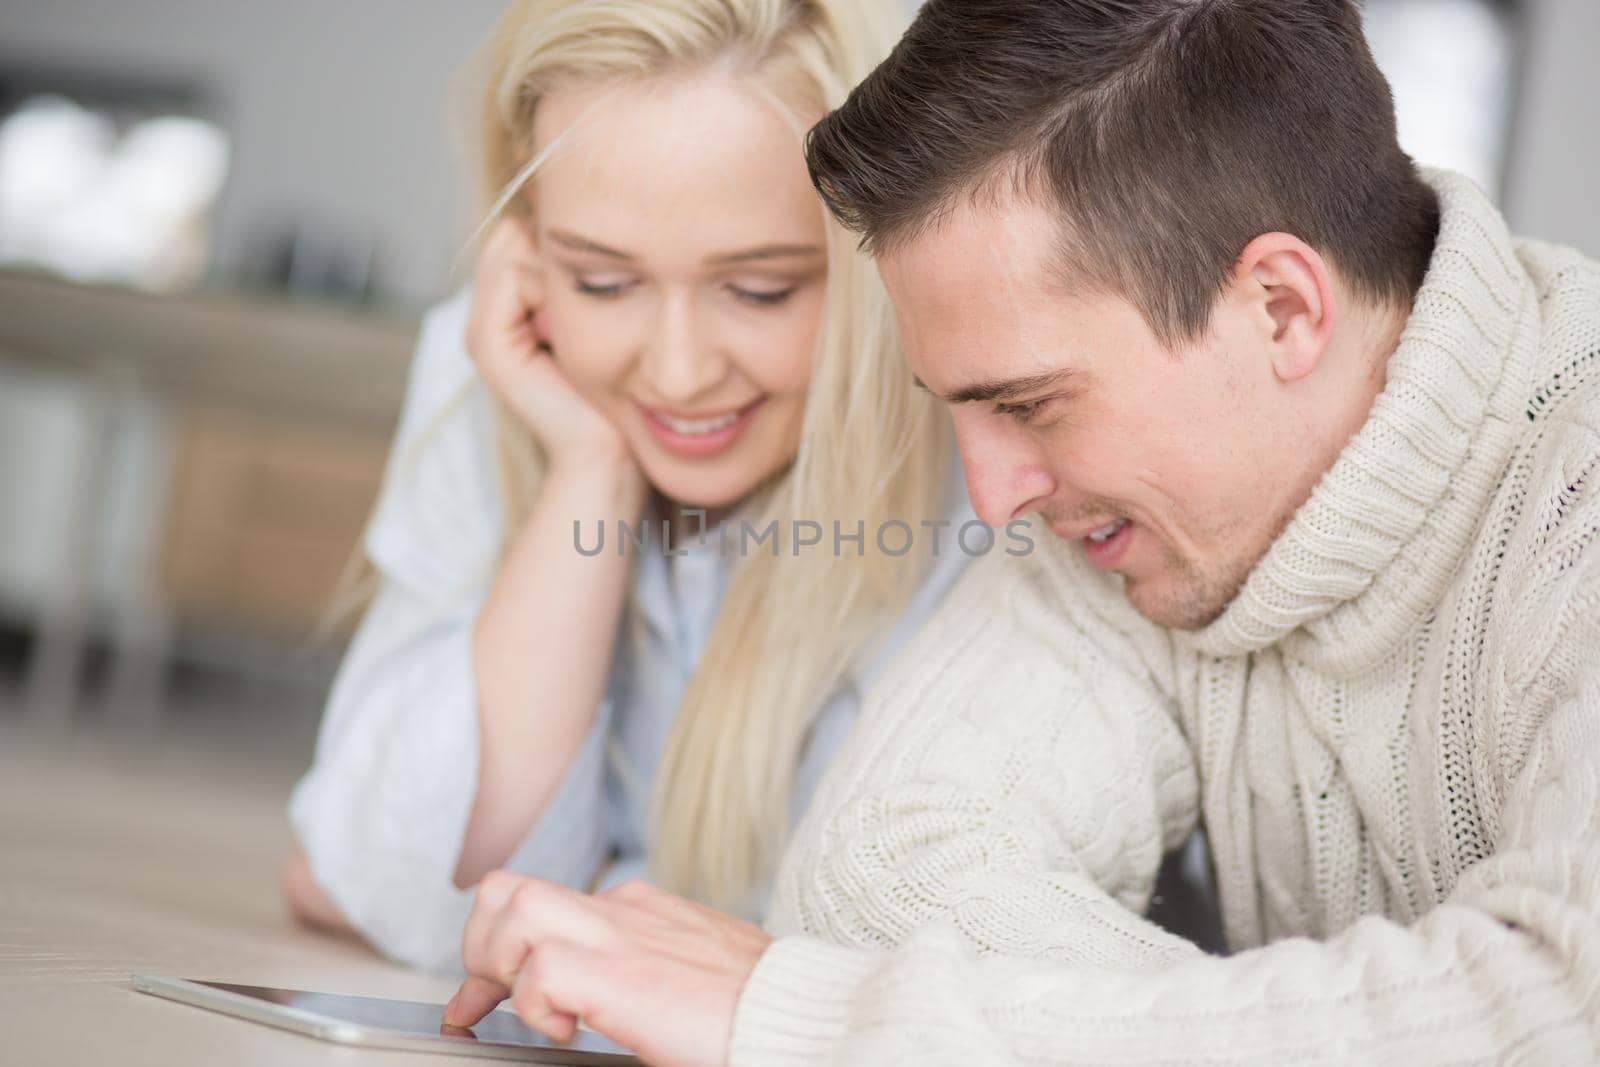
top-left (1503, 0), bottom-right (1600, 258)
top-left (2, 0), bottom-right (507, 306)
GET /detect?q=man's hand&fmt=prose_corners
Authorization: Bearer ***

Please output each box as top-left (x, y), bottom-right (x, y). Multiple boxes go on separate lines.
top-left (443, 872), bottom-right (772, 1067)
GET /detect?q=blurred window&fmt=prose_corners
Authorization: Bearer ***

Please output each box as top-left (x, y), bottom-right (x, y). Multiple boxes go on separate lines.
top-left (0, 90), bottom-right (228, 291)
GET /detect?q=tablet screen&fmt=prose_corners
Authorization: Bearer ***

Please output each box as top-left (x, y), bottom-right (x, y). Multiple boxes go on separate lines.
top-left (196, 979), bottom-right (638, 1059)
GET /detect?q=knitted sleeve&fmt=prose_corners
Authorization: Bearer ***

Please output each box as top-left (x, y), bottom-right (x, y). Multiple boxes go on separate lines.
top-left (734, 662), bottom-right (1600, 1065)
top-left (735, 542), bottom-right (1202, 1052)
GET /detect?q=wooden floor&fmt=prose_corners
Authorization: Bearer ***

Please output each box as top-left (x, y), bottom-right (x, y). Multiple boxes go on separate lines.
top-left (0, 716), bottom-right (478, 1065)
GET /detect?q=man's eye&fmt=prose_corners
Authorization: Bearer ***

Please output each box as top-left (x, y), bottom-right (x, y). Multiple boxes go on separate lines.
top-left (997, 398), bottom-right (1049, 424)
top-left (730, 284), bottom-right (798, 307)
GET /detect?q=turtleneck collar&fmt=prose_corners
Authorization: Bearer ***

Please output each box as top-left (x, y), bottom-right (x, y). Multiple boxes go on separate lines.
top-left (1184, 169), bottom-right (1543, 669)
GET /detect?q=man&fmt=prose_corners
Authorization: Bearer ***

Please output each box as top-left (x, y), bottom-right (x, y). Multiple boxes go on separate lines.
top-left (444, 1), bottom-right (1600, 1063)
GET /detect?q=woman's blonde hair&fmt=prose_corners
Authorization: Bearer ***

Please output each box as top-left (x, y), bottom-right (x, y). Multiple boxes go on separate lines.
top-left (476, 0), bottom-right (951, 914)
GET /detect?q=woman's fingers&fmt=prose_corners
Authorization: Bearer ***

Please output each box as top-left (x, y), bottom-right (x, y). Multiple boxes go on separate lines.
top-left (471, 215), bottom-right (541, 295)
top-left (457, 942), bottom-right (603, 1047)
top-left (451, 874), bottom-right (770, 1067)
top-left (461, 216), bottom-right (629, 464)
top-left (466, 218), bottom-right (545, 388)
top-left (456, 874), bottom-right (619, 1031)
top-left (460, 868), bottom-right (523, 980)
top-left (443, 974), bottom-right (510, 1029)
top-left (480, 878), bottom-right (614, 983)
top-left (510, 946), bottom-right (580, 1043)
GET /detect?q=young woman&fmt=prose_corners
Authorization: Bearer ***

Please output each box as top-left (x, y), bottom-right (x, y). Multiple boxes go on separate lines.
top-left (281, 0), bottom-right (974, 975)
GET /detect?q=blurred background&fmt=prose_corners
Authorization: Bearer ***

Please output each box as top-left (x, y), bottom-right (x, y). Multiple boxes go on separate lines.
top-left (0, 1), bottom-right (508, 771)
top-left (0, 0), bottom-right (1595, 788)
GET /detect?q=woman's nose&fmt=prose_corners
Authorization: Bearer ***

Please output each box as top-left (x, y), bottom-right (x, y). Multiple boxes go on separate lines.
top-left (640, 292), bottom-right (727, 403)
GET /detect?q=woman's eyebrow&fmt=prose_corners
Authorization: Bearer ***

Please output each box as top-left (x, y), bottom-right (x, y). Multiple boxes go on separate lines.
top-left (548, 229), bottom-right (634, 260)
top-left (547, 228), bottom-right (825, 268)
top-left (546, 230), bottom-right (824, 267)
top-left (705, 244), bottom-right (825, 266)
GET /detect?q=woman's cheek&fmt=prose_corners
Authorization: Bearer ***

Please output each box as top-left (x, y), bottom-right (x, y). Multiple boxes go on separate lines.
top-left (787, 288), bottom-right (829, 389)
top-left (539, 297), bottom-right (624, 392)
top-left (735, 293), bottom-right (824, 396)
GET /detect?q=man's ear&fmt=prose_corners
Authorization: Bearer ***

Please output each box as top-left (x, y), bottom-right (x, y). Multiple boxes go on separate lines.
top-left (1232, 232), bottom-right (1336, 384)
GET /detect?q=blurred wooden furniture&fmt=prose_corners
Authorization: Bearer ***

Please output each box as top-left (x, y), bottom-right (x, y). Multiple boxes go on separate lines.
top-left (0, 268), bottom-right (419, 728)
top-left (160, 409), bottom-right (389, 637)
top-left (0, 269), bottom-right (415, 427)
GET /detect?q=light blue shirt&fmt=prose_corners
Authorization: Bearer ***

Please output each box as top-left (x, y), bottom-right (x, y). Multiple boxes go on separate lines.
top-left (289, 290), bottom-right (975, 975)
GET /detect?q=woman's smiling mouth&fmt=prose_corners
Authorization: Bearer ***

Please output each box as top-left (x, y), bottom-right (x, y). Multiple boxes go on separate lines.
top-left (637, 398), bottom-right (767, 458)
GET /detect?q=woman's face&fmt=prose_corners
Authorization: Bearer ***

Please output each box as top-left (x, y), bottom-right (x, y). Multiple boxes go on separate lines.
top-left (527, 71), bottom-right (827, 510)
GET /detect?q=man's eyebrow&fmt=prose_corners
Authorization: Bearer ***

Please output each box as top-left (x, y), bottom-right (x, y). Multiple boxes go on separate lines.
top-left (546, 230), bottom-right (823, 267)
top-left (914, 369), bottom-right (1081, 405)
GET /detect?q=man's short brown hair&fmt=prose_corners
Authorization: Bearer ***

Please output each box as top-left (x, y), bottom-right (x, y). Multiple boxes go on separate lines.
top-left (806, 0), bottom-right (1441, 346)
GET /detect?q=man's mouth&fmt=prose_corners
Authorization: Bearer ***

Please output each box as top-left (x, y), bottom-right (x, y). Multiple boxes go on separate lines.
top-left (1086, 519), bottom-right (1129, 544)
top-left (1051, 517), bottom-right (1134, 571)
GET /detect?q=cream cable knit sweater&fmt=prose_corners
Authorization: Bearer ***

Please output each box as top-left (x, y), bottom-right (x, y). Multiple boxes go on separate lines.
top-left (730, 169), bottom-right (1600, 1064)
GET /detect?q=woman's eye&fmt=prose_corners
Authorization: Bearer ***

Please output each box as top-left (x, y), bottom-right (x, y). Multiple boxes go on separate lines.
top-left (574, 277), bottom-right (636, 299)
top-left (729, 284), bottom-right (798, 307)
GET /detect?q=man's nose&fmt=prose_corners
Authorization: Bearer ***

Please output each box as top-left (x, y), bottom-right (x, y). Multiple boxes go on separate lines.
top-left (952, 409), bottom-right (1056, 526)
top-left (641, 292), bottom-right (726, 402)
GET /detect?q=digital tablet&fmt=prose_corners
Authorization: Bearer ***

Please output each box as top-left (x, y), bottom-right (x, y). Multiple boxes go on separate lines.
top-left (131, 974), bottom-right (643, 1064)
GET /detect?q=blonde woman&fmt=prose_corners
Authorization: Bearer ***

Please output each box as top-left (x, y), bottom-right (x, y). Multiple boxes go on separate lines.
top-left (281, 0), bottom-right (977, 975)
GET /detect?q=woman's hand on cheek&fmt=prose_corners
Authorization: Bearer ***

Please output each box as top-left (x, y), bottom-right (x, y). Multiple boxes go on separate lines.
top-left (444, 871), bottom-right (772, 1067)
top-left (467, 217), bottom-right (635, 479)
